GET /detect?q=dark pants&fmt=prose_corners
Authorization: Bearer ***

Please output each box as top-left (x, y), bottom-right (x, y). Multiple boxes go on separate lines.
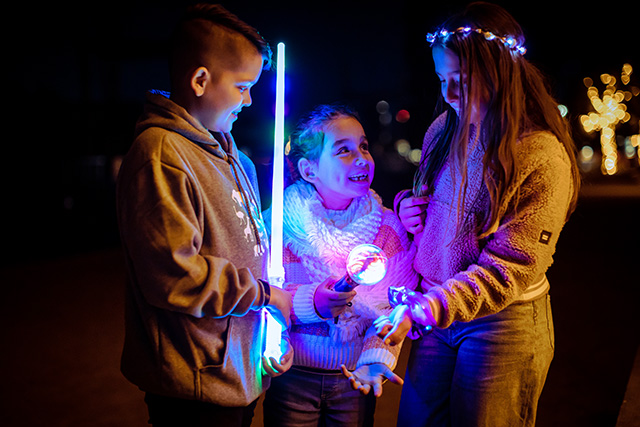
top-left (144, 393), bottom-right (258, 427)
top-left (263, 366), bottom-right (376, 427)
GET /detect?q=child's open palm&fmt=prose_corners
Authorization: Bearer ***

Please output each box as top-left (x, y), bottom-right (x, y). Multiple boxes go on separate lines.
top-left (340, 363), bottom-right (404, 397)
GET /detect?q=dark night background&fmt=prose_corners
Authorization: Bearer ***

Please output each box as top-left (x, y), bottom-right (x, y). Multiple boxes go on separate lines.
top-left (2, 0), bottom-right (639, 426)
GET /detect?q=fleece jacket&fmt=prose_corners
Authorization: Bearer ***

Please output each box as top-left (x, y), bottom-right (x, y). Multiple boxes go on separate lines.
top-left (410, 113), bottom-right (574, 328)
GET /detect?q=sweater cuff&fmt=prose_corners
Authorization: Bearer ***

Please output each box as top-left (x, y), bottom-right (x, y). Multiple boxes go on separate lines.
top-left (293, 284), bottom-right (326, 323)
top-left (357, 347), bottom-right (397, 370)
top-left (424, 292), bottom-right (443, 327)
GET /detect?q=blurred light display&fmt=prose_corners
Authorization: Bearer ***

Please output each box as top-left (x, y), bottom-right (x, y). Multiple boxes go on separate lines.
top-left (579, 64), bottom-right (639, 174)
top-left (396, 109), bottom-right (411, 123)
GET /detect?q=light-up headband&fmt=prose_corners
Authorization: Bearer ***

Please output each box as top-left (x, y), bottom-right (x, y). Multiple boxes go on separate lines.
top-left (426, 26), bottom-right (527, 56)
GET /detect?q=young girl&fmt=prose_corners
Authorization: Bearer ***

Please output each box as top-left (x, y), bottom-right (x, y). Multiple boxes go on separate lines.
top-left (376, 3), bottom-right (580, 426)
top-left (263, 104), bottom-right (418, 426)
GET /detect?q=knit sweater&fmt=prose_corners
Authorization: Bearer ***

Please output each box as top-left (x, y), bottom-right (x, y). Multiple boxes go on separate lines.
top-left (408, 113), bottom-right (574, 328)
top-left (280, 181), bottom-right (418, 371)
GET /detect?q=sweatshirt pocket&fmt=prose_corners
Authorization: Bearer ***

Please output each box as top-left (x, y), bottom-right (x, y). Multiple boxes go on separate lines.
top-left (194, 312), bottom-right (265, 405)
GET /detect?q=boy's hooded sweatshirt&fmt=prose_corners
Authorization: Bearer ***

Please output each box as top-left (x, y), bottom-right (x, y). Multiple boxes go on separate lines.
top-left (117, 90), bottom-right (271, 406)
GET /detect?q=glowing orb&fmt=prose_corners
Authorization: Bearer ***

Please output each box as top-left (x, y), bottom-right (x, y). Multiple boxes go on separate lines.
top-left (346, 244), bottom-right (388, 286)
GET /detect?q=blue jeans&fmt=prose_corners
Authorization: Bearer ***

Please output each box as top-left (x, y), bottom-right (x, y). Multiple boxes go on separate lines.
top-left (263, 366), bottom-right (375, 427)
top-left (399, 295), bottom-right (554, 427)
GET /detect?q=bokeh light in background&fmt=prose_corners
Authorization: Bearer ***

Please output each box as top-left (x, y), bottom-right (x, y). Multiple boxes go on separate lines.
top-left (375, 100), bottom-right (422, 166)
top-left (578, 64), bottom-right (639, 175)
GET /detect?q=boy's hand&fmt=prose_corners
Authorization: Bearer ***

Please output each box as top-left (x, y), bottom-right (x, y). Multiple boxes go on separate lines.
top-left (267, 286), bottom-right (292, 328)
top-left (398, 195), bottom-right (429, 235)
top-left (340, 363), bottom-right (403, 397)
top-left (314, 277), bottom-right (356, 319)
top-left (374, 305), bottom-right (413, 346)
top-left (262, 337), bottom-right (294, 377)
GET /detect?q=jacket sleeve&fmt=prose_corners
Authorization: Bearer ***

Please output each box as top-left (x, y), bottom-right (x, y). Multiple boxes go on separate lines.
top-left (427, 135), bottom-right (574, 327)
top-left (118, 155), bottom-right (268, 319)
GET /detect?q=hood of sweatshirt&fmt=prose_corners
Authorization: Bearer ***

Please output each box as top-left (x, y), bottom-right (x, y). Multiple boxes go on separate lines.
top-left (134, 90), bottom-right (237, 162)
top-left (129, 89), bottom-right (267, 267)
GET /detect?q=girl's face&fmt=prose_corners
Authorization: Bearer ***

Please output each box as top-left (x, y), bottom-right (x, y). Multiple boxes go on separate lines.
top-left (303, 116), bottom-right (374, 210)
top-left (432, 46), bottom-right (487, 123)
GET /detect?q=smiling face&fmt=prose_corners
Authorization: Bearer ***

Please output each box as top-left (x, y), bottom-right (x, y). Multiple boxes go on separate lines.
top-left (197, 48), bottom-right (264, 132)
top-left (301, 116), bottom-right (374, 210)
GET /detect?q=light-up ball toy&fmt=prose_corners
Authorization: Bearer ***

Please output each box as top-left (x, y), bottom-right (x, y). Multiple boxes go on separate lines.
top-left (334, 244), bottom-right (388, 292)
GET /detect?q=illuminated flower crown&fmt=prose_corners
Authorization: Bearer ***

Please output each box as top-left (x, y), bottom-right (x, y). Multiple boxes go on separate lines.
top-left (426, 26), bottom-right (527, 56)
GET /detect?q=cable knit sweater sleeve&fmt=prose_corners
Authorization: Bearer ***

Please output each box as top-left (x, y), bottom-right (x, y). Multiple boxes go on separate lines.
top-left (281, 248), bottom-right (327, 324)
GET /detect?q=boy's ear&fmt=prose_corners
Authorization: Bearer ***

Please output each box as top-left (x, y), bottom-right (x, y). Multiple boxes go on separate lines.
top-left (191, 66), bottom-right (210, 97)
top-left (297, 158), bottom-right (317, 183)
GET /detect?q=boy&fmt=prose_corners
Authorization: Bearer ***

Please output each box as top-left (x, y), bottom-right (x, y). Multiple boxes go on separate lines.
top-left (116, 4), bottom-right (292, 426)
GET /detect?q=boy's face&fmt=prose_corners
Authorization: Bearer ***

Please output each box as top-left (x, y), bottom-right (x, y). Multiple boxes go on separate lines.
top-left (199, 49), bottom-right (264, 133)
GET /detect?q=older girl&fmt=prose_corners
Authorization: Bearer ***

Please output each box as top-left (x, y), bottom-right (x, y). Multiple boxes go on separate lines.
top-left (377, 3), bottom-right (580, 426)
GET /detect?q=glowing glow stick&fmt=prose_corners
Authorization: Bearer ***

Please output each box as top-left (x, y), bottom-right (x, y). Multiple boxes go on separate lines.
top-left (269, 42), bottom-right (286, 283)
top-left (264, 42), bottom-right (286, 362)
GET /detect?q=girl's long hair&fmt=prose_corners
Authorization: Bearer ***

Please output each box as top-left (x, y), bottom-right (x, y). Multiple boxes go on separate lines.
top-left (414, 2), bottom-right (580, 238)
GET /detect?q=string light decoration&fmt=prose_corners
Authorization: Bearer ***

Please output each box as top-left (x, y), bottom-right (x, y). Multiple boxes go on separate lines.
top-left (579, 64), bottom-right (639, 174)
top-left (426, 27), bottom-right (527, 56)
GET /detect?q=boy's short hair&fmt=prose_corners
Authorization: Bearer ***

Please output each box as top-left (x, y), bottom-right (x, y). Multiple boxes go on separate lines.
top-left (169, 3), bottom-right (272, 91)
